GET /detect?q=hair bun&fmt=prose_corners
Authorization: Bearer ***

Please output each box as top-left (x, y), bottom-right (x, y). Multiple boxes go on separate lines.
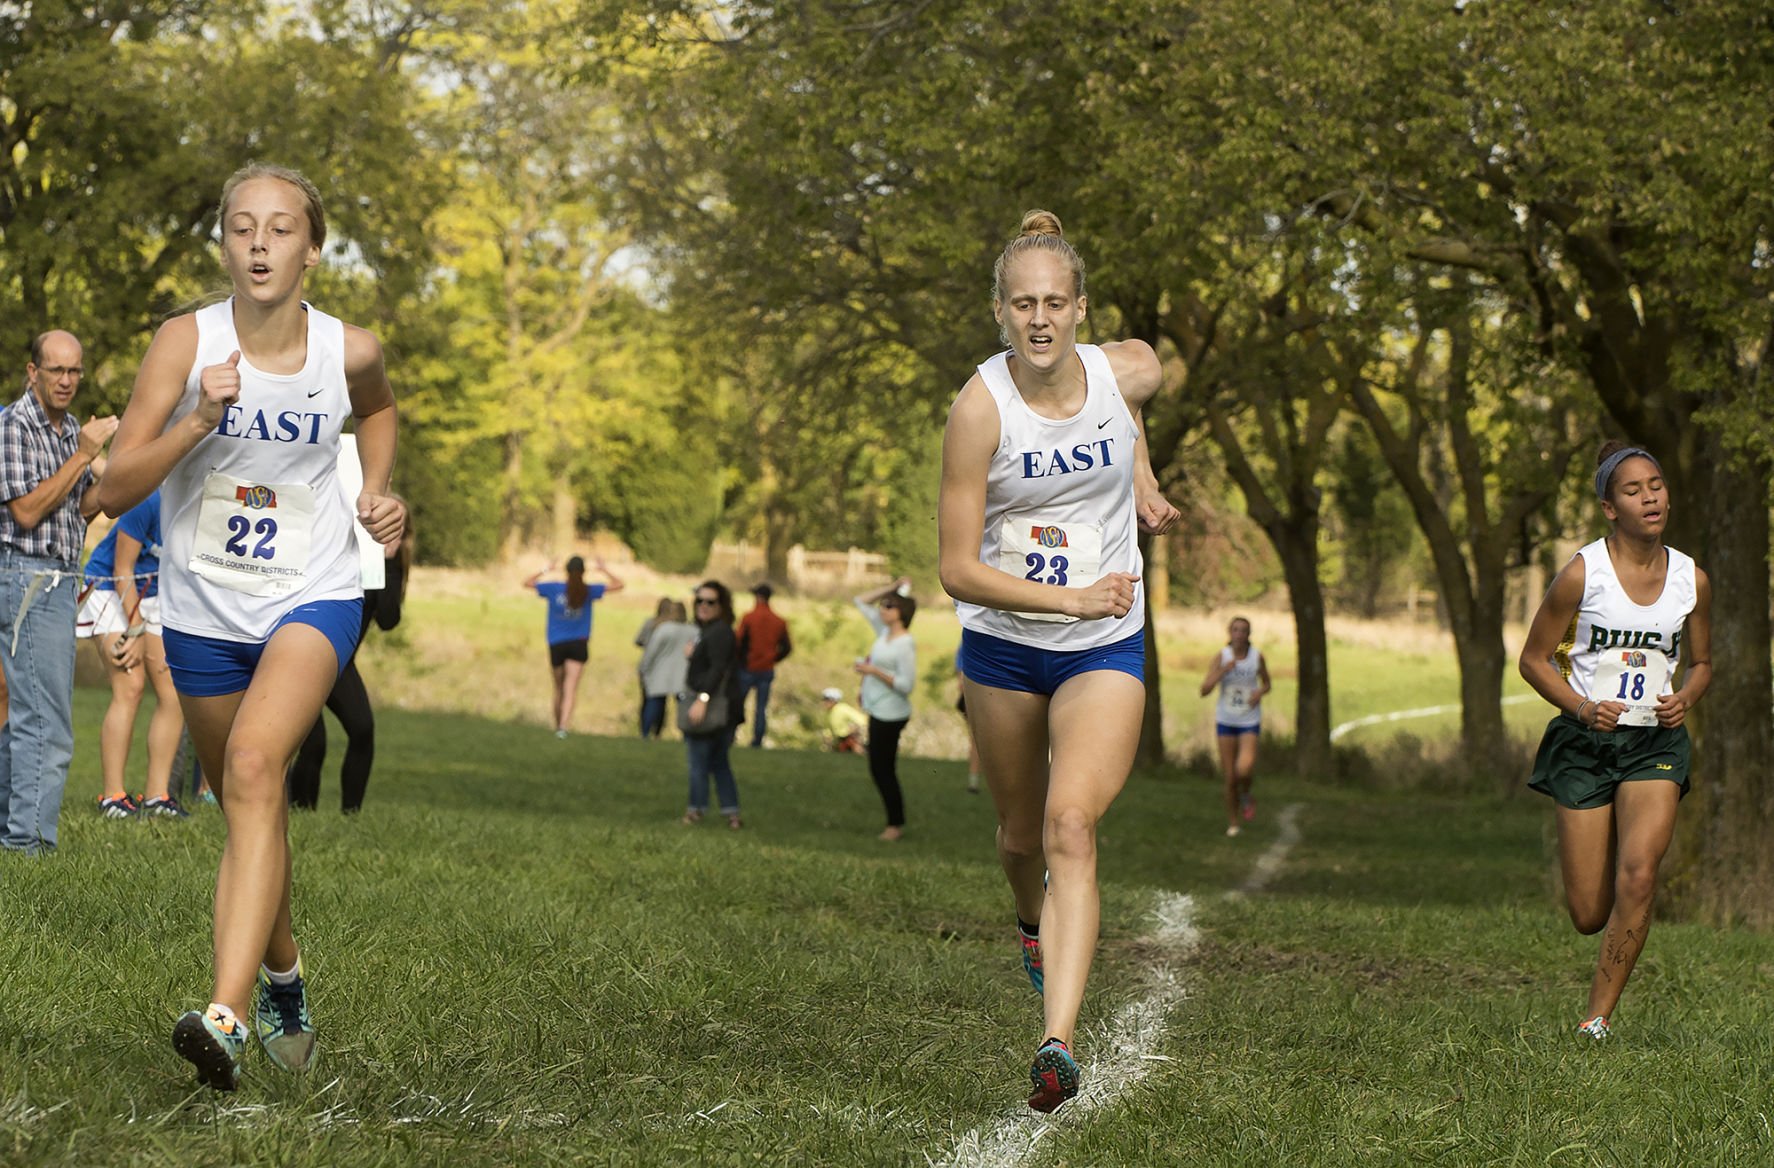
top-left (1596, 438), bottom-right (1631, 468)
top-left (1018, 209), bottom-right (1064, 239)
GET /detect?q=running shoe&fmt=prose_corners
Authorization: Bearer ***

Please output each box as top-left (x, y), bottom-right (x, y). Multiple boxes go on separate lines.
top-left (197, 788), bottom-right (218, 807)
top-left (255, 962), bottom-right (317, 1073)
top-left (141, 796), bottom-right (191, 819)
top-left (1027, 1037), bottom-right (1079, 1113)
top-left (172, 1005), bottom-right (247, 1091)
top-left (97, 793), bottom-right (139, 819)
top-left (1020, 929), bottom-right (1044, 996)
top-left (1239, 793), bottom-right (1256, 821)
top-left (1576, 1015), bottom-right (1610, 1041)
top-left (1226, 824), bottom-right (1241, 837)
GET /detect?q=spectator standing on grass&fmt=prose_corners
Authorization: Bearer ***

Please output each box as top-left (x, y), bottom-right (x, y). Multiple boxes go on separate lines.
top-left (1518, 440), bottom-right (1710, 1044)
top-left (681, 580), bottom-right (744, 828)
top-left (81, 489), bottom-right (188, 819)
top-left (734, 582), bottom-right (791, 748)
top-left (286, 506), bottom-right (411, 813)
top-left (524, 553), bottom-right (624, 738)
top-left (638, 599), bottom-right (695, 738)
top-left (853, 577), bottom-right (916, 842)
top-left (634, 596), bottom-right (673, 730)
top-left (820, 686), bottom-right (867, 754)
top-left (98, 163), bottom-right (405, 1090)
top-left (0, 329), bottom-right (118, 855)
top-left (938, 210), bottom-right (1179, 1112)
top-left (1198, 616), bottom-right (1269, 837)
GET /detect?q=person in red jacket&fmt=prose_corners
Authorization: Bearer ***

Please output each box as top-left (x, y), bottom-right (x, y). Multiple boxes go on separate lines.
top-left (734, 582), bottom-right (791, 748)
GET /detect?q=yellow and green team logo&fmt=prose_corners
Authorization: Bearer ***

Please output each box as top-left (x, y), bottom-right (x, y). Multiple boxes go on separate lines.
top-left (1032, 525), bottom-right (1068, 548)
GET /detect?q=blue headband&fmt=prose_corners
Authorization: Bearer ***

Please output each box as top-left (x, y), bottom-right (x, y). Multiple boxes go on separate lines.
top-left (1594, 447), bottom-right (1661, 501)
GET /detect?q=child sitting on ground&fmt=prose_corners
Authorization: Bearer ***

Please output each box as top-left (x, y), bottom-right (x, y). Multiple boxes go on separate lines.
top-left (820, 687), bottom-right (867, 754)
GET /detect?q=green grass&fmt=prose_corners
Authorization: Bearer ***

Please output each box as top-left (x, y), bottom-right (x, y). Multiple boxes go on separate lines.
top-left (5, 690), bottom-right (1773, 1166)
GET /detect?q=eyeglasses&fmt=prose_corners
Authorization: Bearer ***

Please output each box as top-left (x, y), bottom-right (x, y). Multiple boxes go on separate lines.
top-left (38, 366), bottom-right (83, 380)
top-left (694, 596), bottom-right (719, 606)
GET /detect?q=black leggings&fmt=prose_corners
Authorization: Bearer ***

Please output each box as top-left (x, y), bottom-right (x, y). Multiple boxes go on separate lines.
top-left (866, 716), bottom-right (908, 828)
top-left (288, 660), bottom-right (375, 813)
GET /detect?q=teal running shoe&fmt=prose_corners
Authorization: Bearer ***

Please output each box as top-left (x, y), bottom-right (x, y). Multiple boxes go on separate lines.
top-left (1576, 1014), bottom-right (1611, 1041)
top-left (172, 1006), bottom-right (247, 1091)
top-left (1020, 929), bottom-right (1044, 996)
top-left (1028, 1037), bottom-right (1079, 1113)
top-left (255, 961), bottom-right (317, 1073)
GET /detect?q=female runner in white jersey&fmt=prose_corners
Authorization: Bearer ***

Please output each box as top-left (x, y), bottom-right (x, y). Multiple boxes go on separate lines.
top-left (1518, 440), bottom-right (1710, 1041)
top-left (939, 210), bottom-right (1179, 1112)
top-left (1199, 616), bottom-right (1270, 836)
top-left (98, 164), bottom-right (405, 1090)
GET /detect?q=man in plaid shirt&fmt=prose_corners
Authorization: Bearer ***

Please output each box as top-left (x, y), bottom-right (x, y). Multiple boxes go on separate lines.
top-left (0, 330), bottom-right (118, 853)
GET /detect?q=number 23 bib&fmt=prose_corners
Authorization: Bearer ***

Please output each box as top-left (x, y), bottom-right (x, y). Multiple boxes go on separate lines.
top-left (997, 517), bottom-right (1104, 623)
top-left (189, 471), bottom-right (314, 597)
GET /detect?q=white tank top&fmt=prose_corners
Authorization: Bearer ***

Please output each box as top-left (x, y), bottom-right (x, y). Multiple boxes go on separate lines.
top-left (1554, 537), bottom-right (1696, 727)
top-left (1215, 645), bottom-right (1264, 727)
top-left (159, 299), bottom-right (362, 642)
top-left (955, 344), bottom-right (1144, 651)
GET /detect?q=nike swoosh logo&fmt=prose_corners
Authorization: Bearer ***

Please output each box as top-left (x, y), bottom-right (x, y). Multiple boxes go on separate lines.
top-left (307, 387), bottom-right (324, 398)
top-left (1097, 417), bottom-right (1112, 429)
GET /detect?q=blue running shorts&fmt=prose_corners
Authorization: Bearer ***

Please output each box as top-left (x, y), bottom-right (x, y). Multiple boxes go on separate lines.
top-left (958, 627), bottom-right (1144, 697)
top-left (164, 598), bottom-right (364, 697)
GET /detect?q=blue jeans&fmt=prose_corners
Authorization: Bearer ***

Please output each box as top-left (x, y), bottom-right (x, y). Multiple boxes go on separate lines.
top-left (685, 724), bottom-right (740, 815)
top-left (738, 668), bottom-right (774, 747)
top-left (640, 694), bottom-right (668, 738)
top-left (0, 552), bottom-right (81, 854)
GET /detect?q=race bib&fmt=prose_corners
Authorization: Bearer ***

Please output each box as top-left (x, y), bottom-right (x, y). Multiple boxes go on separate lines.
top-left (1224, 682), bottom-right (1255, 711)
top-left (189, 472), bottom-right (314, 597)
top-left (997, 517), bottom-right (1103, 623)
top-left (1592, 648), bottom-right (1673, 728)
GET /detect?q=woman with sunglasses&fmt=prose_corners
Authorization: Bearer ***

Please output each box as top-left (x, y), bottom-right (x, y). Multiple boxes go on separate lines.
top-left (852, 577), bottom-right (917, 841)
top-left (681, 580), bottom-right (745, 829)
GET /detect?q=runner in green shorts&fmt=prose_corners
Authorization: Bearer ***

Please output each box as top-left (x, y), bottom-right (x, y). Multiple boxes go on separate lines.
top-left (1518, 440), bottom-right (1712, 1042)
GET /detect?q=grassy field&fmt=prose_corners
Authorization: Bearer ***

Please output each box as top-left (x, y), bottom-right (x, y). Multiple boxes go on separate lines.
top-left (5, 686), bottom-right (1773, 1166)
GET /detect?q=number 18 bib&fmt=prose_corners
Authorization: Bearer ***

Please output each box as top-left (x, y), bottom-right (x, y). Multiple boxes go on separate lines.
top-left (1592, 649), bottom-right (1673, 728)
top-left (996, 516), bottom-right (1103, 623)
top-left (189, 471), bottom-right (314, 597)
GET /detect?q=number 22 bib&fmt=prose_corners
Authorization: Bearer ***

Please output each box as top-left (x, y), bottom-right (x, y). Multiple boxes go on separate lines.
top-left (189, 471), bottom-right (314, 597)
top-left (997, 516), bottom-right (1103, 623)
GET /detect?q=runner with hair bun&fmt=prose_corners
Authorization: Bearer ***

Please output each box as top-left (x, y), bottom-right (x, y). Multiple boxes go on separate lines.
top-left (1518, 439), bottom-right (1711, 1042)
top-left (940, 209), bottom-right (1179, 1111)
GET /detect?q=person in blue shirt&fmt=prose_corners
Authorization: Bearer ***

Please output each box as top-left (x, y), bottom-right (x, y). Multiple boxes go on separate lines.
top-left (523, 554), bottom-right (624, 737)
top-left (78, 489), bottom-right (188, 817)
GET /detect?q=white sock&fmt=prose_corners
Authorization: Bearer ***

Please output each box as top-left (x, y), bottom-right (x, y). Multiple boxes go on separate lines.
top-left (262, 960), bottom-right (300, 986)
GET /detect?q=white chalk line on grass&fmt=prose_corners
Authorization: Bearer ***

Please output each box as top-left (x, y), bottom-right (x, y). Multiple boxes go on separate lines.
top-left (1227, 801), bottom-right (1304, 900)
top-left (935, 803), bottom-right (1306, 1168)
top-left (1329, 693), bottom-right (1537, 742)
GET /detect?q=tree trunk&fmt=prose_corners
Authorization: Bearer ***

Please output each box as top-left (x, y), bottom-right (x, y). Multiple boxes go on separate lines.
top-left (1663, 445), bottom-right (1774, 923)
top-left (499, 430), bottom-right (526, 562)
top-left (1454, 592), bottom-right (1508, 777)
top-left (1136, 532), bottom-right (1166, 769)
top-left (550, 476), bottom-right (578, 555)
top-left (1271, 518), bottom-right (1331, 778)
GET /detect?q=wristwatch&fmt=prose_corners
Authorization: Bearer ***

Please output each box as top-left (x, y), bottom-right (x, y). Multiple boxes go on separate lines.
top-left (698, 692), bottom-right (711, 702)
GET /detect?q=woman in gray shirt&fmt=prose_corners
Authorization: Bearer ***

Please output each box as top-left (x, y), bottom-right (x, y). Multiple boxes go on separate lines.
top-left (854, 577), bottom-right (917, 840)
